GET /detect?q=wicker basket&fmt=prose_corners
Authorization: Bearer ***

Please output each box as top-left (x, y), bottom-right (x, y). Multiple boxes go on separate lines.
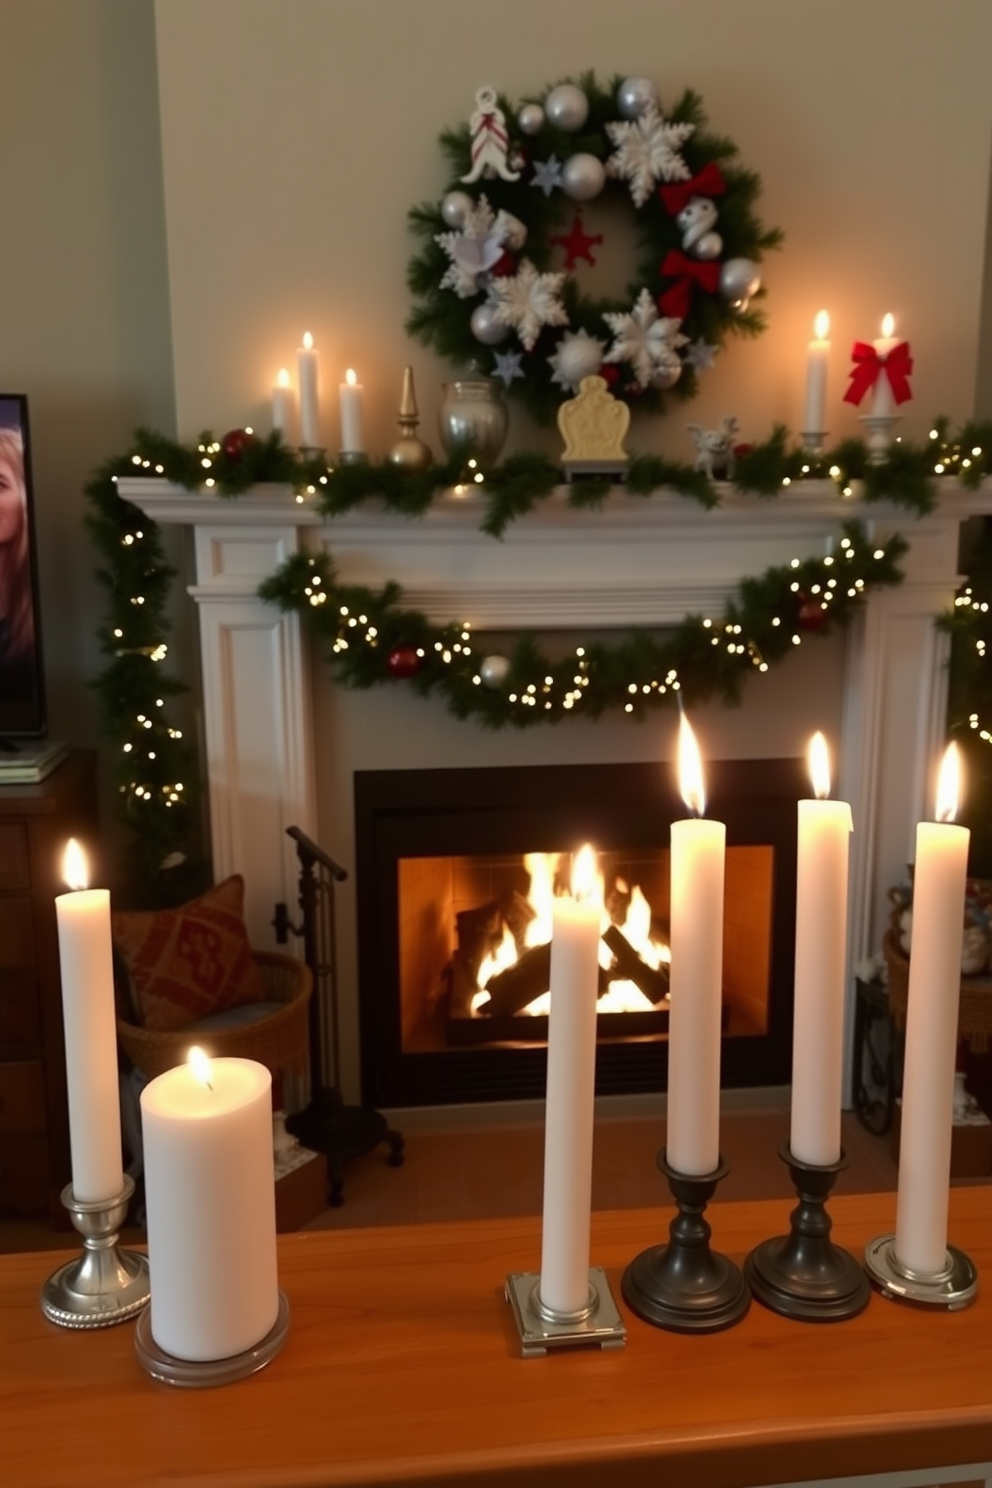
top-left (883, 929), bottom-right (992, 1054)
top-left (116, 951), bottom-right (313, 1081)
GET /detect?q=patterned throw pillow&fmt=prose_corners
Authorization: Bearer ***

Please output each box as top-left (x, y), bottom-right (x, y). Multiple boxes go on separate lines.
top-left (111, 875), bottom-right (265, 1032)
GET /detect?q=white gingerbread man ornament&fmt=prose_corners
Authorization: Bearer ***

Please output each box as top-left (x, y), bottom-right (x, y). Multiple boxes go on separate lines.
top-left (461, 86), bottom-right (521, 184)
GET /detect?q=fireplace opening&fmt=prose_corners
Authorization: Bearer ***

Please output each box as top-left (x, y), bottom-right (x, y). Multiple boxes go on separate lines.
top-left (355, 759), bottom-right (804, 1108)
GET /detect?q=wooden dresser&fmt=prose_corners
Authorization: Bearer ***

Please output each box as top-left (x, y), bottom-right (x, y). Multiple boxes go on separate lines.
top-left (0, 752), bottom-right (100, 1222)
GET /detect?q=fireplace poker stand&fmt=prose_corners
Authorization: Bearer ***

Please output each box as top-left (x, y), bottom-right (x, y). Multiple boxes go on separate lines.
top-left (274, 826), bottom-right (404, 1206)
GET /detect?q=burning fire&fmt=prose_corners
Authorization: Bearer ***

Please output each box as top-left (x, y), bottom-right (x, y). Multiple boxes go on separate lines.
top-left (471, 853), bottom-right (669, 1016)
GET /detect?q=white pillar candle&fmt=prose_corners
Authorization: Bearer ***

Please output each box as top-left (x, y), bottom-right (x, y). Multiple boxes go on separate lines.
top-left (870, 313), bottom-right (901, 419)
top-left (297, 331), bottom-right (321, 449)
top-left (790, 732), bottom-right (852, 1166)
top-left (666, 716), bottom-right (726, 1177)
top-left (339, 368), bottom-right (365, 455)
top-left (539, 845), bottom-right (601, 1317)
top-left (141, 1052), bottom-right (279, 1362)
top-left (271, 367), bottom-right (296, 444)
top-left (894, 744), bottom-right (969, 1276)
top-left (803, 310), bottom-right (830, 438)
top-left (54, 839), bottom-right (124, 1203)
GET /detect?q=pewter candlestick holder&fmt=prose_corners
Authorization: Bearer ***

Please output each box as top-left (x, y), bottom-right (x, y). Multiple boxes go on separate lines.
top-left (864, 1233), bottom-right (978, 1310)
top-left (621, 1153), bottom-right (750, 1333)
top-left (505, 1268), bottom-right (626, 1357)
top-left (41, 1174), bottom-right (150, 1329)
top-left (743, 1145), bottom-right (870, 1322)
top-left (859, 412), bottom-right (901, 464)
top-left (800, 430), bottom-right (828, 455)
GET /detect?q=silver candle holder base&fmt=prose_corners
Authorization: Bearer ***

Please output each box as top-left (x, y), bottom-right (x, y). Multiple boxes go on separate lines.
top-left (799, 431), bottom-right (828, 454)
top-left (505, 1267), bottom-right (626, 1357)
top-left (859, 412), bottom-right (901, 464)
top-left (864, 1235), bottom-right (978, 1310)
top-left (135, 1290), bottom-right (291, 1387)
top-left (337, 450), bottom-right (368, 466)
top-left (41, 1175), bottom-right (150, 1329)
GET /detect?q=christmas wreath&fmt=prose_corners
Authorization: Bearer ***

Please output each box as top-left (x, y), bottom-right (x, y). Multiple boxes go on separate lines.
top-left (406, 73), bottom-right (783, 425)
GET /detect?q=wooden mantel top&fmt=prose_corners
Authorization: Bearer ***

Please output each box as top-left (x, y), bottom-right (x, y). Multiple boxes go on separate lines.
top-left (4, 1188), bottom-right (991, 1488)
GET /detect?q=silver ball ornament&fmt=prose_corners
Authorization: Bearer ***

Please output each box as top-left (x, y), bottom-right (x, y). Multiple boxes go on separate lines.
top-left (694, 231), bottom-right (723, 261)
top-left (441, 190), bottom-right (474, 229)
top-left (470, 302), bottom-right (510, 346)
top-left (651, 361), bottom-right (683, 391)
top-left (719, 258), bottom-right (762, 311)
top-left (480, 653), bottom-right (511, 688)
top-left (561, 153), bottom-right (606, 202)
top-left (517, 102), bottom-right (545, 135)
top-left (616, 77), bottom-right (656, 119)
top-left (545, 83), bottom-right (589, 132)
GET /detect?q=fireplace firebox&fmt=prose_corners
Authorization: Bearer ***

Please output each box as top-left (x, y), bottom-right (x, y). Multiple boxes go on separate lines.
top-left (355, 758), bottom-right (805, 1108)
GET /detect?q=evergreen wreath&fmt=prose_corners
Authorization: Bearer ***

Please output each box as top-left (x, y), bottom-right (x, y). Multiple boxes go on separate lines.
top-left (406, 73), bottom-right (783, 425)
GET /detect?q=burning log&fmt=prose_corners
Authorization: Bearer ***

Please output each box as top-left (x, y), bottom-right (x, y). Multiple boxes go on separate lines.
top-left (501, 888), bottom-right (536, 955)
top-left (455, 900), bottom-right (503, 987)
top-left (479, 942), bottom-right (551, 1018)
top-left (602, 923), bottom-right (670, 1006)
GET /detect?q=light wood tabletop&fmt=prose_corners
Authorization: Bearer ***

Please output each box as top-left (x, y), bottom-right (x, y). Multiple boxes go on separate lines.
top-left (2, 1187), bottom-right (991, 1488)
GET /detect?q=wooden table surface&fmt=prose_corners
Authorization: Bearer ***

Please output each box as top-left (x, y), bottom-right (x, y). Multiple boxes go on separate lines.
top-left (3, 1188), bottom-right (991, 1488)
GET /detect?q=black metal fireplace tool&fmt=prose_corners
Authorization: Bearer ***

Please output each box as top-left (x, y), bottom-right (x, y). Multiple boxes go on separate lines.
top-left (274, 826), bottom-right (404, 1205)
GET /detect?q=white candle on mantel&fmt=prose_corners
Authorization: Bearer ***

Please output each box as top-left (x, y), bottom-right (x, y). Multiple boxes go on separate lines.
top-left (141, 1050), bottom-right (279, 1362)
top-left (539, 844), bottom-right (602, 1317)
top-left (803, 310), bottom-right (830, 439)
top-left (790, 732), bottom-right (853, 1166)
top-left (871, 312), bottom-right (901, 420)
top-left (666, 716), bottom-right (726, 1177)
top-left (339, 368), bottom-right (365, 455)
top-left (54, 839), bottom-right (124, 1203)
top-left (297, 331), bottom-right (321, 449)
top-left (894, 743), bottom-right (970, 1277)
top-left (271, 367), bottom-right (296, 444)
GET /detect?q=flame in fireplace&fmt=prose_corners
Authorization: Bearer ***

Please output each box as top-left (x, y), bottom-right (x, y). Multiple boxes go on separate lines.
top-left (472, 854), bottom-right (668, 1016)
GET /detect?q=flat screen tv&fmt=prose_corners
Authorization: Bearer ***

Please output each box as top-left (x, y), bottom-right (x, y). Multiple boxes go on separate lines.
top-left (0, 393), bottom-right (47, 739)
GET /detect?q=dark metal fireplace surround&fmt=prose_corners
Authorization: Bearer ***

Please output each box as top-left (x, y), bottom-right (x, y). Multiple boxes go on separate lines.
top-left (355, 758), bottom-right (806, 1109)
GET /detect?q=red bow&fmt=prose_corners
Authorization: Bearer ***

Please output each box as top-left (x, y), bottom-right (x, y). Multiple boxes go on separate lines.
top-left (658, 251), bottom-right (720, 317)
top-left (659, 163), bottom-right (727, 217)
top-left (843, 340), bottom-right (914, 407)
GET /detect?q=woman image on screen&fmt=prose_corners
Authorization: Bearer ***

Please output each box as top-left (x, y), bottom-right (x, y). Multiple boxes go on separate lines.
top-left (0, 423), bottom-right (35, 668)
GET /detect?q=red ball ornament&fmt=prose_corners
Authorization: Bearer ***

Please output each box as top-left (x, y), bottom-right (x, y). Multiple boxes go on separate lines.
top-left (221, 428), bottom-right (257, 460)
top-left (797, 595), bottom-right (828, 632)
top-left (387, 645), bottom-right (421, 679)
top-left (491, 250), bottom-right (517, 277)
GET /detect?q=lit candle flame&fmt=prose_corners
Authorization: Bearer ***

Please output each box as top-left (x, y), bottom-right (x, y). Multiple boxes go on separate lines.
top-left (814, 310), bottom-right (830, 340)
top-left (808, 731), bottom-right (831, 800)
top-left (571, 843), bottom-right (597, 901)
top-left (345, 368), bottom-right (358, 387)
top-left (302, 331), bottom-right (314, 349)
top-left (62, 838), bottom-right (88, 891)
top-left (880, 312), bottom-right (895, 339)
top-left (187, 1045), bottom-right (214, 1090)
top-left (677, 714), bottom-right (706, 818)
top-left (935, 742), bottom-right (962, 824)
top-left (277, 367), bottom-right (290, 388)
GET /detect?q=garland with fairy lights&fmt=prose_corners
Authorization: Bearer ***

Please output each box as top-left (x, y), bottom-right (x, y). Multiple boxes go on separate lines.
top-left (85, 418), bottom-right (992, 896)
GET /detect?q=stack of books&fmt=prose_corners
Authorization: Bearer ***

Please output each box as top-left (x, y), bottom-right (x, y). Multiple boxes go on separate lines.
top-left (0, 738), bottom-right (68, 784)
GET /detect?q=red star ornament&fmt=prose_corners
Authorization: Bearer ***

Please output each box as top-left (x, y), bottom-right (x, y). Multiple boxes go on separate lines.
top-left (550, 214), bottom-right (603, 271)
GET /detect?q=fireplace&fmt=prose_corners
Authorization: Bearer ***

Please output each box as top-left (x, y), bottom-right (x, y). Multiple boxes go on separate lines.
top-left (355, 758), bottom-right (803, 1107)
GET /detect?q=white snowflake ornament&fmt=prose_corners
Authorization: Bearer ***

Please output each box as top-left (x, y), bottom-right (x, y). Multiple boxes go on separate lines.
top-left (605, 104), bottom-right (695, 208)
top-left (435, 195), bottom-right (519, 299)
top-left (548, 328), bottom-right (606, 391)
top-left (602, 288), bottom-right (688, 389)
top-left (490, 258), bottom-right (568, 351)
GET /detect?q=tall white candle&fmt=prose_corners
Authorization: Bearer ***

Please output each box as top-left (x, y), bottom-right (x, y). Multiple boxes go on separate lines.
top-left (271, 367), bottom-right (296, 444)
top-left (141, 1051), bottom-right (279, 1362)
top-left (339, 368), bottom-right (365, 455)
top-left (790, 732), bottom-right (852, 1166)
top-left (54, 839), bottom-right (124, 1203)
top-left (803, 310), bottom-right (830, 439)
top-left (894, 744), bottom-right (969, 1276)
top-left (297, 331), bottom-right (321, 449)
top-left (666, 717), bottom-right (726, 1177)
top-left (870, 312), bottom-right (900, 419)
top-left (539, 845), bottom-right (601, 1317)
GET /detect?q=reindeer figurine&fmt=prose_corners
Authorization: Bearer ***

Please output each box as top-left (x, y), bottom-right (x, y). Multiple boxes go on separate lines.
top-left (686, 416), bottom-right (740, 480)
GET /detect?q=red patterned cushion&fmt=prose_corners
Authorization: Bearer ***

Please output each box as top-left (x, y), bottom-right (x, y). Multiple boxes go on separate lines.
top-left (111, 876), bottom-right (264, 1033)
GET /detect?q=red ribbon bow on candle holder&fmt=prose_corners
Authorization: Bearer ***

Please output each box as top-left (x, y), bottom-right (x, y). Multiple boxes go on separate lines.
top-left (842, 340), bottom-right (914, 407)
top-left (658, 162), bottom-right (727, 216)
top-left (658, 251), bottom-right (721, 317)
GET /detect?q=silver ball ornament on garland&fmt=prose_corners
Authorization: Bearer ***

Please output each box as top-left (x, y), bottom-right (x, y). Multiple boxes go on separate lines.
top-left (544, 83), bottom-right (589, 132)
top-left (441, 190), bottom-right (475, 229)
top-left (651, 362), bottom-right (683, 391)
top-left (719, 258), bottom-right (762, 312)
top-left (480, 653), bottom-right (511, 688)
top-left (561, 153), bottom-right (606, 202)
top-left (517, 102), bottom-right (545, 135)
top-left (616, 77), bottom-right (656, 119)
top-left (470, 302), bottom-right (511, 346)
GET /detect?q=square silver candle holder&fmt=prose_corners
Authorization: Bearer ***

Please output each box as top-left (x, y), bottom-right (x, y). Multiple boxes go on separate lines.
top-left (505, 1268), bottom-right (626, 1357)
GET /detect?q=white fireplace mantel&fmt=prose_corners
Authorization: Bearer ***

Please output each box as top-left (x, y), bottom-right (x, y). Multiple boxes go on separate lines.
top-left (120, 475), bottom-right (992, 1102)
